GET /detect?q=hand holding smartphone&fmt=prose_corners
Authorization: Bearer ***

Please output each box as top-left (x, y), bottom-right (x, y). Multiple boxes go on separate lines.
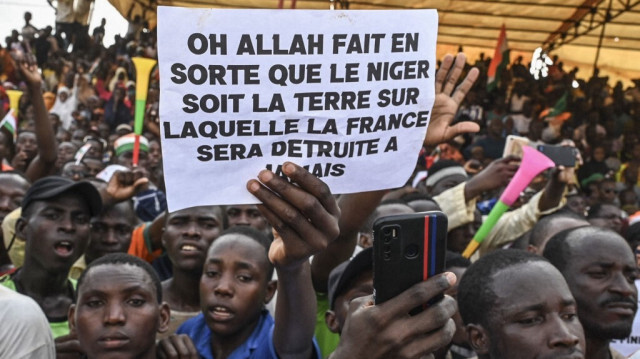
top-left (373, 211), bottom-right (447, 311)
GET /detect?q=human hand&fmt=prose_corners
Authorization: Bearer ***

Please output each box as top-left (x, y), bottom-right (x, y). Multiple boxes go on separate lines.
top-left (330, 273), bottom-right (457, 359)
top-left (11, 151), bottom-right (29, 170)
top-left (16, 54), bottom-right (42, 88)
top-left (55, 332), bottom-right (84, 359)
top-left (465, 155), bottom-right (520, 198)
top-left (106, 169), bottom-right (149, 202)
top-left (425, 53), bottom-right (480, 146)
top-left (157, 334), bottom-right (199, 359)
top-left (247, 162), bottom-right (340, 270)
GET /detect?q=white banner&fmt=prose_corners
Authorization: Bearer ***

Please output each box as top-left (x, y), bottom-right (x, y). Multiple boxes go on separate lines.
top-left (158, 7), bottom-right (438, 211)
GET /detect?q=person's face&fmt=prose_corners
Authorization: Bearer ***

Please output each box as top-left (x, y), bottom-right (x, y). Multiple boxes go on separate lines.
top-left (87, 205), bottom-right (135, 262)
top-left (429, 174), bottom-right (467, 196)
top-left (226, 205), bottom-right (268, 233)
top-left (148, 141), bottom-right (161, 168)
top-left (0, 175), bottom-right (29, 222)
top-left (163, 206), bottom-right (223, 273)
top-left (61, 163), bottom-right (88, 181)
top-left (592, 147), bottom-right (606, 162)
top-left (562, 233), bottom-right (638, 340)
top-left (588, 204), bottom-right (623, 233)
top-left (56, 142), bottom-right (78, 168)
top-left (480, 262), bottom-right (585, 359)
top-left (18, 194), bottom-right (91, 273)
top-left (48, 113), bottom-right (61, 129)
top-left (116, 150), bottom-right (148, 170)
top-left (59, 91), bottom-right (69, 103)
top-left (86, 140), bottom-right (104, 158)
top-left (70, 264), bottom-right (169, 359)
top-left (72, 130), bottom-right (87, 147)
top-left (200, 234), bottom-right (275, 338)
top-left (16, 132), bottom-right (37, 159)
top-left (565, 196), bottom-right (587, 217)
top-left (489, 119), bottom-right (504, 137)
top-left (598, 182), bottom-right (618, 204)
top-left (327, 270), bottom-right (373, 334)
top-left (83, 158), bottom-right (105, 177)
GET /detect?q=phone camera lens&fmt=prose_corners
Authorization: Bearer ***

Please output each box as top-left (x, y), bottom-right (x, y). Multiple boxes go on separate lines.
top-left (383, 252), bottom-right (391, 260)
top-left (384, 245), bottom-right (391, 254)
top-left (404, 244), bottom-right (419, 259)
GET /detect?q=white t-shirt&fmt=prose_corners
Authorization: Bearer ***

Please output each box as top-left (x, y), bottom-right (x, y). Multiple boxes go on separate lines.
top-left (0, 286), bottom-right (55, 358)
top-left (55, 0), bottom-right (75, 24)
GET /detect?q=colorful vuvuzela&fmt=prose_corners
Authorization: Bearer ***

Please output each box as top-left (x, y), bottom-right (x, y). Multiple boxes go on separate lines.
top-left (131, 57), bottom-right (157, 166)
top-left (6, 90), bottom-right (23, 119)
top-left (462, 146), bottom-right (556, 258)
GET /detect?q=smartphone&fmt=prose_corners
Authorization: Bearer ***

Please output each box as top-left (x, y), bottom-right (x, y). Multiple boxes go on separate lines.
top-left (536, 144), bottom-right (577, 167)
top-left (373, 211), bottom-right (447, 311)
top-left (503, 135), bottom-right (530, 158)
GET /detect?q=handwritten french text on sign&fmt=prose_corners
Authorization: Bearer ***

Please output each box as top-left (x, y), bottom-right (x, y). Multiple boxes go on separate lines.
top-left (158, 7), bottom-right (438, 211)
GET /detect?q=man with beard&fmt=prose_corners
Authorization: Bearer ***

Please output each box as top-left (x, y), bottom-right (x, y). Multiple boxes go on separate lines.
top-left (544, 226), bottom-right (638, 359)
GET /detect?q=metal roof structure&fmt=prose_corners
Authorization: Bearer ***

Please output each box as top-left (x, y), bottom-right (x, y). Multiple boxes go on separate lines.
top-left (109, 0), bottom-right (640, 83)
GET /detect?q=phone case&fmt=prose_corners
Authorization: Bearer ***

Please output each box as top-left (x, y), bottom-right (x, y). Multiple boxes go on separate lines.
top-left (373, 211), bottom-right (447, 307)
top-left (536, 145), bottom-right (576, 167)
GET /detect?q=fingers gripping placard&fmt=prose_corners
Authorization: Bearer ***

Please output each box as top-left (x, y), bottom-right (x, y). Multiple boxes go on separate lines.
top-left (158, 8), bottom-right (438, 211)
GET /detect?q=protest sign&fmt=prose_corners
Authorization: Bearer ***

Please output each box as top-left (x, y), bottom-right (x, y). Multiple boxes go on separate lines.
top-left (158, 7), bottom-right (438, 211)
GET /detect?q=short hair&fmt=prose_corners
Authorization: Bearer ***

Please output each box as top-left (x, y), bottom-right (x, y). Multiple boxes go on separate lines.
top-left (529, 210), bottom-right (587, 247)
top-left (445, 250), bottom-right (471, 269)
top-left (458, 250), bottom-right (547, 328)
top-left (217, 226), bottom-right (274, 279)
top-left (77, 253), bottom-right (162, 303)
top-left (361, 199), bottom-right (414, 233)
top-left (544, 225), bottom-right (618, 273)
top-left (587, 203), bottom-right (617, 219)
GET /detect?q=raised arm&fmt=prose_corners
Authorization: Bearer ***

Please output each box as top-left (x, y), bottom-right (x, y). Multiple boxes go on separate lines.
top-left (426, 53), bottom-right (480, 146)
top-left (248, 162), bottom-right (340, 359)
top-left (18, 58), bottom-right (58, 181)
top-left (311, 190), bottom-right (385, 292)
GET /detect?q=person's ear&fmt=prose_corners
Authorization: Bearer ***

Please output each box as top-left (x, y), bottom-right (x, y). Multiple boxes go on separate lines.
top-left (68, 304), bottom-right (77, 334)
top-left (16, 217), bottom-right (27, 239)
top-left (467, 323), bottom-right (490, 355)
top-left (160, 231), bottom-right (167, 249)
top-left (157, 302), bottom-right (171, 333)
top-left (264, 280), bottom-right (277, 304)
top-left (325, 310), bottom-right (341, 333)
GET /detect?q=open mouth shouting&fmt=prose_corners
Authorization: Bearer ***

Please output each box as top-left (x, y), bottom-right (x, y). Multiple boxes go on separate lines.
top-left (54, 240), bottom-right (75, 257)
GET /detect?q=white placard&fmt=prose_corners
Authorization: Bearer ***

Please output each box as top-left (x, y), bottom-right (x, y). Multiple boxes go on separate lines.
top-left (158, 7), bottom-right (438, 211)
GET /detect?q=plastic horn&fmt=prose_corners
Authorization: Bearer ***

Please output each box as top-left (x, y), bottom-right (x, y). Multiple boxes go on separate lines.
top-left (6, 90), bottom-right (23, 120)
top-left (462, 146), bottom-right (556, 258)
top-left (131, 57), bottom-right (157, 167)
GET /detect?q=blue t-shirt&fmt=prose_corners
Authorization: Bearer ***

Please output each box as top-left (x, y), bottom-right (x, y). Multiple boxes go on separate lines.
top-left (177, 310), bottom-right (321, 359)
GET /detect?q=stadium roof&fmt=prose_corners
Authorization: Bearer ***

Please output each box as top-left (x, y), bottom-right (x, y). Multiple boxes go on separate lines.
top-left (108, 0), bottom-right (640, 84)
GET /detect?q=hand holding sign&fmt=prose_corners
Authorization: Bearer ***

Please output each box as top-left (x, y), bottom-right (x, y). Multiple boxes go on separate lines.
top-left (247, 162), bottom-right (340, 270)
top-left (425, 53), bottom-right (480, 146)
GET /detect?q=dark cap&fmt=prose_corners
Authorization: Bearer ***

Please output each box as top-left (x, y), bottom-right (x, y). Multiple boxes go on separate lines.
top-left (22, 176), bottom-right (102, 216)
top-left (328, 247), bottom-right (373, 309)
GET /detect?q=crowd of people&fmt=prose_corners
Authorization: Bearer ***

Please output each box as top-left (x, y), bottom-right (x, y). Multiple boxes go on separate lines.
top-left (0, 6), bottom-right (639, 359)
